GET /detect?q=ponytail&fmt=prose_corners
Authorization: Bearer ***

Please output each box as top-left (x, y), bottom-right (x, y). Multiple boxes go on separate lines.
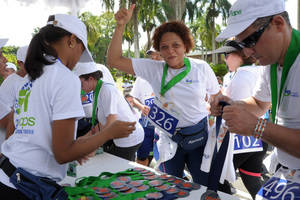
top-left (25, 15), bottom-right (72, 80)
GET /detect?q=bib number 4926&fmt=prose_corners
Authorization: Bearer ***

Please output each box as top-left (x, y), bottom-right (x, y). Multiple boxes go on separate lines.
top-left (148, 103), bottom-right (178, 135)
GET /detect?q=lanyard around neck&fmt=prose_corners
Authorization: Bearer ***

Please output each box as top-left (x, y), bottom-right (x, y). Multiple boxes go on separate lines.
top-left (92, 80), bottom-right (103, 126)
top-left (160, 57), bottom-right (191, 96)
top-left (270, 29), bottom-right (300, 123)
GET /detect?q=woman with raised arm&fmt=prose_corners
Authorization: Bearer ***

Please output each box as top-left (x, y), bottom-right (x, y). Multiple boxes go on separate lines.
top-left (107, 5), bottom-right (227, 189)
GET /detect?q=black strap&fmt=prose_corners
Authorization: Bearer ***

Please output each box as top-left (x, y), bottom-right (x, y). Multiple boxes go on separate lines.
top-left (0, 154), bottom-right (16, 177)
top-left (207, 101), bottom-right (230, 192)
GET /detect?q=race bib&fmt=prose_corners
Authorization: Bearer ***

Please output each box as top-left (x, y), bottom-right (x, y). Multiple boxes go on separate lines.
top-left (144, 97), bottom-right (154, 107)
top-left (81, 91), bottom-right (94, 105)
top-left (148, 97), bottom-right (179, 135)
top-left (256, 167), bottom-right (300, 200)
top-left (233, 135), bottom-right (263, 154)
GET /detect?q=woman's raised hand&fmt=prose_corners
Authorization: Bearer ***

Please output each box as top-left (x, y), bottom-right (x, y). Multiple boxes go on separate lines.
top-left (114, 4), bottom-right (135, 26)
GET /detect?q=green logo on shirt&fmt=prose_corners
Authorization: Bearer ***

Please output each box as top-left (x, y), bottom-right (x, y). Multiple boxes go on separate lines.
top-left (230, 10), bottom-right (242, 17)
top-left (16, 81), bottom-right (33, 114)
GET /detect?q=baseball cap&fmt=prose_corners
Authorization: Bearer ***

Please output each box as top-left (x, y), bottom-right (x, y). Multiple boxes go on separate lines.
top-left (6, 62), bottom-right (17, 71)
top-left (213, 40), bottom-right (242, 54)
top-left (216, 0), bottom-right (285, 42)
top-left (73, 62), bottom-right (99, 76)
top-left (47, 14), bottom-right (93, 63)
top-left (0, 38), bottom-right (8, 49)
top-left (16, 45), bottom-right (29, 62)
top-left (146, 48), bottom-right (155, 55)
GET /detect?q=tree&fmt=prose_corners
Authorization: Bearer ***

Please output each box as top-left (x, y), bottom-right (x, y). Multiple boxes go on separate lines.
top-left (162, 0), bottom-right (186, 21)
top-left (79, 11), bottom-right (116, 64)
top-left (138, 0), bottom-right (166, 50)
top-left (199, 0), bottom-right (231, 63)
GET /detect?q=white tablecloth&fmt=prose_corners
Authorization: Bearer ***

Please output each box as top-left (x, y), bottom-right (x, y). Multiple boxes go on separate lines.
top-left (60, 152), bottom-right (240, 200)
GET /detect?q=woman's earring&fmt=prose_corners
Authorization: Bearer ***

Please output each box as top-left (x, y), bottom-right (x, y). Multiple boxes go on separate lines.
top-left (69, 44), bottom-right (75, 48)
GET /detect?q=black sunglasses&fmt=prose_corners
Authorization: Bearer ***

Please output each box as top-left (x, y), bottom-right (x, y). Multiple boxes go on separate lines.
top-left (238, 17), bottom-right (273, 48)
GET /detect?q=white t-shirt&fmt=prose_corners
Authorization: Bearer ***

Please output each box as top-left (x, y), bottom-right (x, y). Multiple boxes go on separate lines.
top-left (0, 100), bottom-right (11, 120)
top-left (224, 65), bottom-right (261, 100)
top-left (131, 77), bottom-right (155, 104)
top-left (132, 57), bottom-right (220, 163)
top-left (0, 100), bottom-right (12, 153)
top-left (81, 65), bottom-right (116, 118)
top-left (0, 73), bottom-right (26, 108)
top-left (96, 83), bottom-right (144, 147)
top-left (222, 71), bottom-right (233, 90)
top-left (132, 58), bottom-right (220, 127)
top-left (253, 55), bottom-right (300, 169)
top-left (0, 61), bottom-right (85, 189)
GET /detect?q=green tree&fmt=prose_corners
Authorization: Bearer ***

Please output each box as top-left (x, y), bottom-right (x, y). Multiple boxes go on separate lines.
top-left (199, 0), bottom-right (231, 63)
top-left (79, 11), bottom-right (116, 65)
top-left (138, 0), bottom-right (166, 50)
top-left (161, 0), bottom-right (186, 21)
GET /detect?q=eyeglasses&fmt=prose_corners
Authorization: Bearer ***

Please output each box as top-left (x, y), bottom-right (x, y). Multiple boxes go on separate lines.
top-left (238, 17), bottom-right (273, 48)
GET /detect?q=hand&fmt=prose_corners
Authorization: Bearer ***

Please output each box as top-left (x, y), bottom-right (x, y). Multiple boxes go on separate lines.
top-left (114, 4), bottom-right (135, 26)
top-left (209, 93), bottom-right (233, 116)
top-left (104, 120), bottom-right (136, 139)
top-left (141, 105), bottom-right (150, 116)
top-left (222, 105), bottom-right (257, 136)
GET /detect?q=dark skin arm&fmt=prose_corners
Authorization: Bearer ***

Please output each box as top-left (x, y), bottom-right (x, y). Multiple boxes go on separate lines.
top-left (52, 118), bottom-right (136, 164)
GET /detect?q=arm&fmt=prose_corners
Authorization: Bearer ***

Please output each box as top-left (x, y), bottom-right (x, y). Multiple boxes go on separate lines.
top-left (234, 96), bottom-right (271, 117)
top-left (52, 118), bottom-right (136, 164)
top-left (132, 98), bottom-right (150, 116)
top-left (5, 111), bottom-right (14, 139)
top-left (0, 111), bottom-right (11, 129)
top-left (263, 123), bottom-right (300, 158)
top-left (106, 5), bottom-right (135, 75)
top-left (102, 114), bottom-right (117, 129)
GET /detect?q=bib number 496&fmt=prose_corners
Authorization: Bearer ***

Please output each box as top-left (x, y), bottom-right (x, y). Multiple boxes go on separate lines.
top-left (148, 104), bottom-right (178, 135)
top-left (258, 177), bottom-right (300, 200)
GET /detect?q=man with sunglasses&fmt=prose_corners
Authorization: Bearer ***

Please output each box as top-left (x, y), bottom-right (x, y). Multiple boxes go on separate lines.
top-left (210, 0), bottom-right (300, 199)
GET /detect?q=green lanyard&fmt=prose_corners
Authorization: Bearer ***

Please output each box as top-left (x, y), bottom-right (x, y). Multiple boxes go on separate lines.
top-left (92, 80), bottom-right (103, 127)
top-left (270, 29), bottom-right (300, 123)
top-left (160, 57), bottom-right (191, 96)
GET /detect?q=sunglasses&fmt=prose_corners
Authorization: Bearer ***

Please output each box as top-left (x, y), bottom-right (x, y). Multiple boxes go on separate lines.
top-left (237, 17), bottom-right (273, 48)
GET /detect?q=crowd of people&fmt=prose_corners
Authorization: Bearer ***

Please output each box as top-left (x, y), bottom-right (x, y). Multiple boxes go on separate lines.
top-left (0, 0), bottom-right (299, 199)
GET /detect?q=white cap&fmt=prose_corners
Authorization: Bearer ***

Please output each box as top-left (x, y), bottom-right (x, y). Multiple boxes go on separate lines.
top-left (6, 62), bottom-right (17, 71)
top-left (216, 0), bottom-right (285, 42)
top-left (73, 62), bottom-right (99, 76)
top-left (16, 45), bottom-right (29, 62)
top-left (47, 14), bottom-right (93, 63)
top-left (146, 48), bottom-right (155, 55)
top-left (0, 38), bottom-right (8, 49)
top-left (213, 46), bottom-right (237, 54)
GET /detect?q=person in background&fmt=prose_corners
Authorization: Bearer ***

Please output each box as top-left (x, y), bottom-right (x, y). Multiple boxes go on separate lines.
top-left (75, 62), bottom-right (116, 138)
top-left (74, 62), bottom-right (144, 161)
top-left (0, 14), bottom-right (135, 199)
top-left (0, 38), bottom-right (11, 130)
top-left (0, 39), bottom-right (8, 80)
top-left (130, 49), bottom-right (162, 166)
top-left (215, 40), bottom-right (268, 199)
top-left (0, 45), bottom-right (29, 148)
top-left (2, 62), bottom-right (17, 79)
top-left (211, 0), bottom-right (300, 198)
top-left (106, 6), bottom-right (234, 192)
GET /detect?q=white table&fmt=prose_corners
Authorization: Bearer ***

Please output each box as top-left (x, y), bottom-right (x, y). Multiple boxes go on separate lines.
top-left (60, 153), bottom-right (240, 200)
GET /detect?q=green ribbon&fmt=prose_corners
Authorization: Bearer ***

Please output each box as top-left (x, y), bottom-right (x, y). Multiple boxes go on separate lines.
top-left (270, 29), bottom-right (300, 123)
top-left (92, 80), bottom-right (103, 127)
top-left (65, 169), bottom-right (161, 200)
top-left (160, 57), bottom-right (191, 96)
